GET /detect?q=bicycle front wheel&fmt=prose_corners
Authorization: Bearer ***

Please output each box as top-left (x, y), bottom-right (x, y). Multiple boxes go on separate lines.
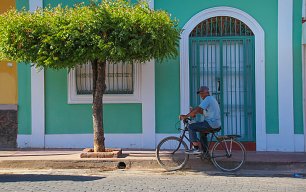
top-left (211, 139), bottom-right (246, 172)
top-left (156, 136), bottom-right (189, 171)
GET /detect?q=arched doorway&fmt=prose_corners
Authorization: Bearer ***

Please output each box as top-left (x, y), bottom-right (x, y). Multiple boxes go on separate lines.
top-left (189, 16), bottom-right (255, 141)
top-left (179, 7), bottom-right (266, 150)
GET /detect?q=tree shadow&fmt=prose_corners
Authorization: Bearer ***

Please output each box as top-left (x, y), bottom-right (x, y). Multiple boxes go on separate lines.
top-left (182, 168), bottom-right (306, 179)
top-left (0, 174), bottom-right (105, 182)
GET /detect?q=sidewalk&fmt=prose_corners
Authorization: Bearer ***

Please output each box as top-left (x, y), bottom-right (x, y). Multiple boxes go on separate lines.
top-left (0, 149), bottom-right (306, 175)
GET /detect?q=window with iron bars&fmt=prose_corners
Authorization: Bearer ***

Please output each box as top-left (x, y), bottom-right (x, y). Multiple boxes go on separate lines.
top-left (75, 61), bottom-right (134, 95)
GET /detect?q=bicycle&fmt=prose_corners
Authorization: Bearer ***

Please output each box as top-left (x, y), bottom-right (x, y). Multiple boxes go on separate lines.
top-left (156, 118), bottom-right (246, 172)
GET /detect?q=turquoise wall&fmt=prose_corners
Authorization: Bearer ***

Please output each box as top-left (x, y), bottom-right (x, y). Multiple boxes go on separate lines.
top-left (17, 64), bottom-right (31, 134)
top-left (44, 0), bottom-right (90, 7)
top-left (16, 0), bottom-right (28, 10)
top-left (155, 0), bottom-right (280, 134)
top-left (43, 0), bottom-right (138, 7)
top-left (293, 0), bottom-right (304, 134)
top-left (155, 58), bottom-right (181, 133)
top-left (16, 1), bottom-right (30, 134)
top-left (45, 69), bottom-right (142, 134)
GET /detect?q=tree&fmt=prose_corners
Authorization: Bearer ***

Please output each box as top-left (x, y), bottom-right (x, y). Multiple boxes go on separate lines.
top-left (0, 0), bottom-right (180, 152)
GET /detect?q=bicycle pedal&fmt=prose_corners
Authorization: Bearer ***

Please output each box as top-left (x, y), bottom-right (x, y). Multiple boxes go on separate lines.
top-left (195, 154), bottom-right (202, 158)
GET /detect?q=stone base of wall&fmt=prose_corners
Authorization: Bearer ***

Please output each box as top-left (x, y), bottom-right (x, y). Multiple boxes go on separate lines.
top-left (0, 109), bottom-right (17, 148)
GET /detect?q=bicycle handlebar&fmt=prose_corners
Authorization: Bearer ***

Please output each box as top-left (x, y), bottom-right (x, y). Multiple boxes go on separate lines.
top-left (182, 117), bottom-right (192, 124)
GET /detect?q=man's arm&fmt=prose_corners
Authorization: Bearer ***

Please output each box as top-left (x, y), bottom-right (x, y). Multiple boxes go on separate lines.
top-left (179, 107), bottom-right (203, 120)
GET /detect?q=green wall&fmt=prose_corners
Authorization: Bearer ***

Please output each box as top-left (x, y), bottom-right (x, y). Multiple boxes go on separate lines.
top-left (16, 1), bottom-right (30, 134)
top-left (17, 64), bottom-right (31, 134)
top-left (155, 0), bottom-right (279, 134)
top-left (43, 0), bottom-right (139, 7)
top-left (155, 58), bottom-right (181, 133)
top-left (45, 69), bottom-right (142, 134)
top-left (293, 0), bottom-right (304, 134)
top-left (44, 0), bottom-right (90, 7)
top-left (16, 0), bottom-right (28, 10)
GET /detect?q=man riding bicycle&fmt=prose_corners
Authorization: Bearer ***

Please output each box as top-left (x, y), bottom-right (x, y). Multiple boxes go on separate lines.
top-left (180, 86), bottom-right (221, 155)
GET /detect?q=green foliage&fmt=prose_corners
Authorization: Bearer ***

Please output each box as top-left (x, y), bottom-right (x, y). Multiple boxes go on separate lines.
top-left (0, 0), bottom-right (180, 69)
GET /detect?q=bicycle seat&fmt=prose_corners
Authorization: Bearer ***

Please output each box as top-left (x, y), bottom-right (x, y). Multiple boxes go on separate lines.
top-left (200, 127), bottom-right (221, 134)
top-left (217, 135), bottom-right (241, 140)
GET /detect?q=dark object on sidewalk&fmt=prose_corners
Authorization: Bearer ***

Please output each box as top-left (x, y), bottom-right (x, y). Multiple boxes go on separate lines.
top-left (117, 162), bottom-right (126, 169)
top-left (292, 173), bottom-right (303, 178)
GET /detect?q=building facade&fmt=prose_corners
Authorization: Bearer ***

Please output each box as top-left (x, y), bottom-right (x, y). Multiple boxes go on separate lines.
top-left (0, 0), bottom-right (17, 148)
top-left (15, 0), bottom-right (305, 152)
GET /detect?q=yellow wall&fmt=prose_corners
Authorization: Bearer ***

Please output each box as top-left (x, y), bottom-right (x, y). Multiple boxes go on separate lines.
top-left (0, 61), bottom-right (17, 104)
top-left (0, 0), bottom-right (15, 13)
top-left (0, 0), bottom-right (17, 104)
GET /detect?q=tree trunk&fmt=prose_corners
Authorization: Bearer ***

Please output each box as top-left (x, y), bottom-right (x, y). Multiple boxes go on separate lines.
top-left (92, 59), bottom-right (106, 152)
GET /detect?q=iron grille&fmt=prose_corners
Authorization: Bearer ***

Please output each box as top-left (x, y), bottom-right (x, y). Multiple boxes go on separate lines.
top-left (75, 61), bottom-right (134, 95)
top-left (190, 16), bottom-right (254, 37)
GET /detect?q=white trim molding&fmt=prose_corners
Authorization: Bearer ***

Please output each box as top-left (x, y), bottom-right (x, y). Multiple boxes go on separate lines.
top-left (44, 134), bottom-right (143, 148)
top-left (21, 134), bottom-right (147, 149)
top-left (141, 60), bottom-right (156, 148)
top-left (29, 0), bottom-right (45, 148)
top-left (30, 67), bottom-right (45, 147)
top-left (0, 104), bottom-right (17, 110)
top-left (20, 133), bottom-right (177, 149)
top-left (266, 134), bottom-right (305, 152)
top-left (148, 0), bottom-right (154, 9)
top-left (180, 6), bottom-right (266, 151)
top-left (277, 0), bottom-right (295, 151)
top-left (68, 63), bottom-right (142, 104)
top-left (29, 0), bottom-right (42, 12)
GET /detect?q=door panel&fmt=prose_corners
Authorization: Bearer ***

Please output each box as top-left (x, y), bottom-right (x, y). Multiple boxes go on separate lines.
top-left (190, 37), bottom-right (255, 141)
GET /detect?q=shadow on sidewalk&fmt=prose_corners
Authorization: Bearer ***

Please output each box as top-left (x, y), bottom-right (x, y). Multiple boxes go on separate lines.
top-left (0, 174), bottom-right (105, 182)
top-left (0, 153), bottom-right (78, 158)
top-left (183, 168), bottom-right (306, 179)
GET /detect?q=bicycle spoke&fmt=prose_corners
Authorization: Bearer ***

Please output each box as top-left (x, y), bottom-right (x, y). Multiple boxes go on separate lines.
top-left (156, 137), bottom-right (189, 171)
top-left (211, 139), bottom-right (245, 172)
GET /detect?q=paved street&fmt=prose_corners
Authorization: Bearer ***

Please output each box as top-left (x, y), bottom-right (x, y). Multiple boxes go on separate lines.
top-left (0, 169), bottom-right (305, 192)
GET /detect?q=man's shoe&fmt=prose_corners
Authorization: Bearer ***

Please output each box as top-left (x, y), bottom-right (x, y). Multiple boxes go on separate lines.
top-left (185, 148), bottom-right (202, 155)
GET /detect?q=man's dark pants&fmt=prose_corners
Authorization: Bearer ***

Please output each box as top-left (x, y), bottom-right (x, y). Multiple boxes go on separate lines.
top-left (189, 121), bottom-right (211, 152)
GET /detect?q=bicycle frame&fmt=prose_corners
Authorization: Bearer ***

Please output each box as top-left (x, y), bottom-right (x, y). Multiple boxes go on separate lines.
top-left (156, 118), bottom-right (246, 172)
top-left (177, 120), bottom-right (234, 159)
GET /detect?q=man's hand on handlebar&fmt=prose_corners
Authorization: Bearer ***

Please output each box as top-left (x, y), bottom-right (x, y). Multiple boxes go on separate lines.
top-left (179, 115), bottom-right (188, 120)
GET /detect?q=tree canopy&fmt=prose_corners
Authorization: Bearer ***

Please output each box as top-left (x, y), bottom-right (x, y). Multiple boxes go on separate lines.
top-left (0, 0), bottom-right (180, 69)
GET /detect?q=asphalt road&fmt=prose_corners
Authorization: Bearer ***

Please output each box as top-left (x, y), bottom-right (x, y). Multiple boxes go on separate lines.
top-left (0, 169), bottom-right (305, 192)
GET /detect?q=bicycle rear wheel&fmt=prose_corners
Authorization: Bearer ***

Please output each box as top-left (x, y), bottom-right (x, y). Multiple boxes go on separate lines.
top-left (211, 139), bottom-right (246, 172)
top-left (156, 136), bottom-right (189, 171)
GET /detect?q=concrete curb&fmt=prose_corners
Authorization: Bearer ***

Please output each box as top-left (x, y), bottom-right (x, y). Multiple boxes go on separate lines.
top-left (1, 158), bottom-right (306, 174)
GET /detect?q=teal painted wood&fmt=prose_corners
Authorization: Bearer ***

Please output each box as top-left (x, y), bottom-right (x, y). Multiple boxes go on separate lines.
top-left (189, 17), bottom-right (255, 141)
top-left (293, 0), bottom-right (304, 134)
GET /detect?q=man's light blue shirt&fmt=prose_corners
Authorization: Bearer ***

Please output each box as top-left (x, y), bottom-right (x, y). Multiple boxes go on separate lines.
top-left (199, 96), bottom-right (221, 128)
